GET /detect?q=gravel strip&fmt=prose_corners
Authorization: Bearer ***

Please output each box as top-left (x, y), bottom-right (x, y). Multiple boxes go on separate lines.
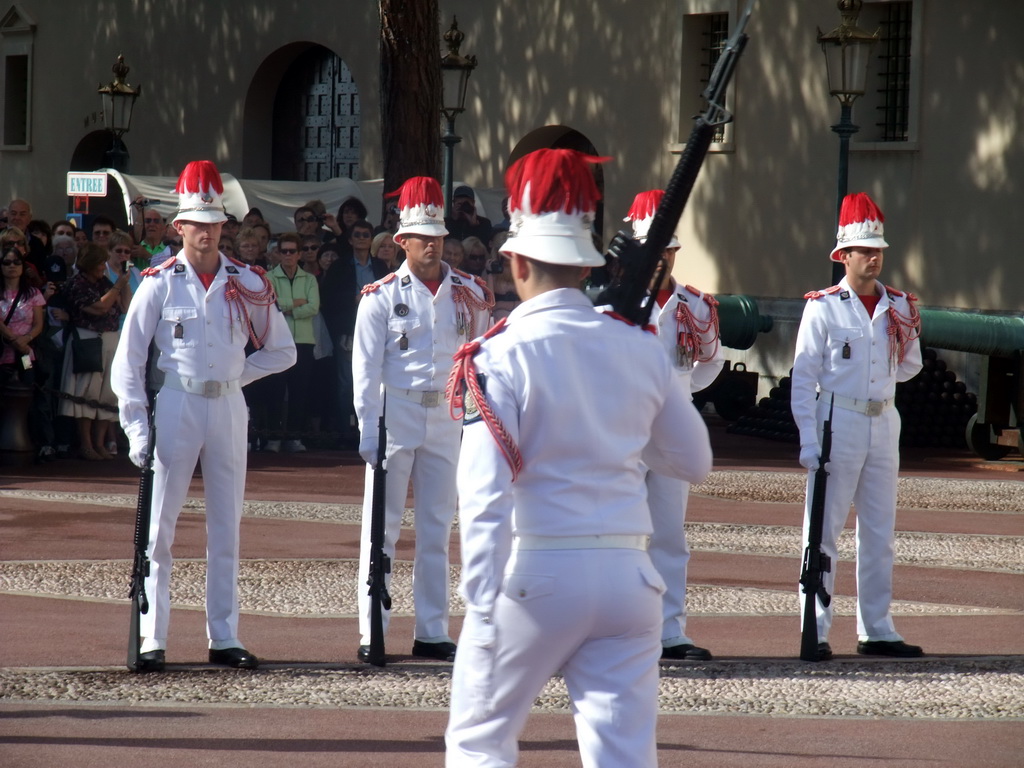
top-left (1, 658), bottom-right (1021, 720)
top-left (5, 469), bottom-right (1023, 521)
top-left (692, 471), bottom-right (1024, 512)
top-left (687, 523), bottom-right (1023, 573)
top-left (0, 559), bottom-right (1010, 617)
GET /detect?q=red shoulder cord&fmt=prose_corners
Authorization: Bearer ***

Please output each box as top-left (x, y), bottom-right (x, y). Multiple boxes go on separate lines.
top-left (886, 292), bottom-right (921, 368)
top-left (451, 272), bottom-right (495, 341)
top-left (445, 318), bottom-right (523, 481)
top-left (674, 294), bottom-right (720, 365)
top-left (224, 273), bottom-right (278, 349)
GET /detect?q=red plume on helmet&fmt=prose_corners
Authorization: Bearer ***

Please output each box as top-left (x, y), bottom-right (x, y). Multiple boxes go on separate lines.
top-left (499, 148), bottom-right (610, 267)
top-left (172, 160), bottom-right (228, 224)
top-left (625, 190), bottom-right (663, 223)
top-left (624, 189), bottom-right (680, 248)
top-left (830, 192), bottom-right (888, 261)
top-left (392, 176), bottom-right (444, 211)
top-left (392, 176), bottom-right (448, 238)
top-left (838, 192), bottom-right (884, 228)
top-left (505, 148), bottom-right (608, 215)
top-left (175, 160), bottom-right (225, 195)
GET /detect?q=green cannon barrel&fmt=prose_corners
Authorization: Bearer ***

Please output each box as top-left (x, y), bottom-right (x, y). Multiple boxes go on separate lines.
top-left (919, 310), bottom-right (1024, 357)
top-left (717, 294), bottom-right (774, 350)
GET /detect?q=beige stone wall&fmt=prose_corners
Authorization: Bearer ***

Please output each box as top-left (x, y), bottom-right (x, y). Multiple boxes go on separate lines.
top-left (1, 0), bottom-right (1020, 315)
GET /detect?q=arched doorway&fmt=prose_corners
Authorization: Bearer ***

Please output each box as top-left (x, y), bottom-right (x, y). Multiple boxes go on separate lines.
top-left (271, 46), bottom-right (360, 182)
top-left (507, 126), bottom-right (605, 244)
top-left (65, 130), bottom-right (133, 231)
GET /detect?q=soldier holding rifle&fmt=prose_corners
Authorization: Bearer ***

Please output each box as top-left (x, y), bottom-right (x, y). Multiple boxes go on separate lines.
top-left (622, 189), bottom-right (723, 662)
top-left (352, 176), bottom-right (492, 664)
top-left (791, 192), bottom-right (923, 660)
top-left (112, 161), bottom-right (295, 672)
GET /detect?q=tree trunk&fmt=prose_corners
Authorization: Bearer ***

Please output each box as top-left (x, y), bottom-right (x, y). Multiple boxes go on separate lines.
top-left (379, 0), bottom-right (441, 199)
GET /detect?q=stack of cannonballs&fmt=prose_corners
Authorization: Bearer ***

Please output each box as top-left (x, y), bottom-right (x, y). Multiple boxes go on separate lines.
top-left (726, 348), bottom-right (976, 449)
top-left (897, 348), bottom-right (976, 449)
top-left (726, 374), bottom-right (799, 443)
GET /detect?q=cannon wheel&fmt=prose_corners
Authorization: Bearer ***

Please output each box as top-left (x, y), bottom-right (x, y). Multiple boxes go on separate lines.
top-left (965, 413), bottom-right (1011, 461)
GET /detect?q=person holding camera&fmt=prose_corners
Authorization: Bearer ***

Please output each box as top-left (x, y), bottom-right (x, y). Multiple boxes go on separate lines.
top-left (443, 185), bottom-right (493, 243)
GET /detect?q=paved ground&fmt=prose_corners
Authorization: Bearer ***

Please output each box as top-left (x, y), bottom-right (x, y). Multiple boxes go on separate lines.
top-left (1, 419), bottom-right (1022, 767)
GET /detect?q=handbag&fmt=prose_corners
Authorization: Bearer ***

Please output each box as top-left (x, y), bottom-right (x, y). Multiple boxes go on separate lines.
top-left (70, 325), bottom-right (104, 374)
top-left (1, 287), bottom-right (25, 364)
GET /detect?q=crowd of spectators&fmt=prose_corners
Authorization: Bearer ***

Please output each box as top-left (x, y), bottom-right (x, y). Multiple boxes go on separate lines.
top-left (0, 187), bottom-right (519, 460)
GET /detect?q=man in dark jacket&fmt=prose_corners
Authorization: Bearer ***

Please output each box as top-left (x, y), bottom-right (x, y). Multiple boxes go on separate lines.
top-left (319, 219), bottom-right (389, 448)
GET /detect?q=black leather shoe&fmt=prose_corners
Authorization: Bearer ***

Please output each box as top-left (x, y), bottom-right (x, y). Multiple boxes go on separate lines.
top-left (357, 645), bottom-right (371, 663)
top-left (209, 647), bottom-right (259, 669)
top-left (857, 640), bottom-right (924, 658)
top-left (412, 640), bottom-right (457, 662)
top-left (816, 642), bottom-right (834, 661)
top-left (661, 643), bottom-right (713, 661)
top-left (136, 649), bottom-right (165, 673)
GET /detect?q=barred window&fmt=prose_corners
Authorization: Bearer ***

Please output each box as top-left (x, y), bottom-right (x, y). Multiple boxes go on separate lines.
top-left (874, 1), bottom-right (912, 141)
top-left (699, 13), bottom-right (729, 143)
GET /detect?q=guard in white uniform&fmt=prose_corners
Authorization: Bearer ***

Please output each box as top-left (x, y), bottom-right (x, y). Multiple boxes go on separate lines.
top-left (445, 149), bottom-right (713, 767)
top-left (791, 192), bottom-right (923, 660)
top-left (352, 176), bottom-right (492, 663)
top-left (111, 161), bottom-right (295, 672)
top-left (623, 190), bottom-right (724, 662)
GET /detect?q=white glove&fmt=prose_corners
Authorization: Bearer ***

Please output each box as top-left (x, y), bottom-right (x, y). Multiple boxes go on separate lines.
top-left (128, 435), bottom-right (149, 469)
top-left (359, 436), bottom-right (379, 466)
top-left (799, 443), bottom-right (820, 472)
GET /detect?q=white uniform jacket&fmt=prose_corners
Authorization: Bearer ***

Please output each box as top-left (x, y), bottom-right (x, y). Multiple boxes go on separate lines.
top-left (791, 277), bottom-right (922, 446)
top-left (653, 280), bottom-right (724, 396)
top-left (456, 288), bottom-right (713, 619)
top-left (352, 261), bottom-right (491, 436)
top-left (112, 253), bottom-right (296, 439)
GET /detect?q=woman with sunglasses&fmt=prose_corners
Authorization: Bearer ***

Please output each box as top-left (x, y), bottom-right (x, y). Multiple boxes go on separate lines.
top-left (0, 247), bottom-right (45, 369)
top-left (1, 247), bottom-right (51, 459)
top-left (1, 226), bottom-right (43, 286)
top-left (106, 231), bottom-right (142, 297)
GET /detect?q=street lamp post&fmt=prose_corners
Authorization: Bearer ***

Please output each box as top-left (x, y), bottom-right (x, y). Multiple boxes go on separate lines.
top-left (818, 0), bottom-right (878, 283)
top-left (440, 17), bottom-right (477, 213)
top-left (97, 54), bottom-right (141, 173)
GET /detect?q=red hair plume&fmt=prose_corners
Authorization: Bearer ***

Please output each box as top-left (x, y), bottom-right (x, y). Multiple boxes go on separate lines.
top-left (626, 190), bottom-right (664, 221)
top-left (175, 160), bottom-right (224, 195)
top-left (390, 176), bottom-right (444, 209)
top-left (505, 149), bottom-right (610, 214)
top-left (838, 192), bottom-right (884, 227)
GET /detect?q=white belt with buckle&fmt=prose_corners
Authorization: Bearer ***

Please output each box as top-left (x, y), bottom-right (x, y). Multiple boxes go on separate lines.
top-left (821, 390), bottom-right (894, 417)
top-left (163, 373), bottom-right (241, 398)
top-left (515, 534), bottom-right (649, 551)
top-left (387, 387), bottom-right (443, 407)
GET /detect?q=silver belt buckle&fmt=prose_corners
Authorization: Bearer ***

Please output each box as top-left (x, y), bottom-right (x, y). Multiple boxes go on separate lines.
top-left (203, 380), bottom-right (222, 398)
top-left (421, 391), bottom-right (440, 407)
top-left (865, 400), bottom-right (883, 417)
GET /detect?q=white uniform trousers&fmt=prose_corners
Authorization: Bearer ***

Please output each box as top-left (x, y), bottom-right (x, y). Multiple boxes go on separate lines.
top-left (446, 548), bottom-right (665, 768)
top-left (142, 386), bottom-right (249, 648)
top-left (646, 471), bottom-right (695, 645)
top-left (357, 394), bottom-right (461, 645)
top-left (800, 399), bottom-right (903, 642)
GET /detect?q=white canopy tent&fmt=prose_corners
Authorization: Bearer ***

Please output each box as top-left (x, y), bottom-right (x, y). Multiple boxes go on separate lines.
top-left (98, 170), bottom-right (503, 237)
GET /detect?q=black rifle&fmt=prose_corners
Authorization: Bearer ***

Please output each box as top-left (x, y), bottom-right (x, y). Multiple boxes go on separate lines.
top-left (127, 381), bottom-right (156, 672)
top-left (799, 396), bottom-right (835, 662)
top-left (605, 0), bottom-right (756, 325)
top-left (365, 396), bottom-right (392, 667)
